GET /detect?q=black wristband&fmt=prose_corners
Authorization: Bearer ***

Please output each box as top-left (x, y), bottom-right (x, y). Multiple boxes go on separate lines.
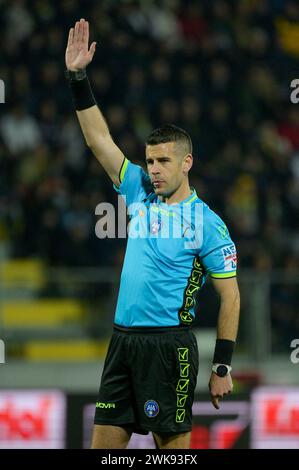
top-left (65, 69), bottom-right (96, 111)
top-left (213, 339), bottom-right (235, 366)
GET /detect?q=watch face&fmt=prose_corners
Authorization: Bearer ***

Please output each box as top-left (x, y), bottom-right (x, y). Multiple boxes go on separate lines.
top-left (216, 365), bottom-right (228, 377)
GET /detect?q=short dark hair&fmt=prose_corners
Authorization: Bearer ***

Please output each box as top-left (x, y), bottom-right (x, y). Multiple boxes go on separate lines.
top-left (146, 124), bottom-right (193, 155)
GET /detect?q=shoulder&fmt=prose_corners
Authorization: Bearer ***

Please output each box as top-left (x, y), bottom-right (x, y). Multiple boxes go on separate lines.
top-left (118, 159), bottom-right (152, 192)
top-left (202, 202), bottom-right (228, 229)
top-left (191, 198), bottom-right (224, 227)
top-left (114, 159), bottom-right (154, 205)
top-left (200, 202), bottom-right (234, 249)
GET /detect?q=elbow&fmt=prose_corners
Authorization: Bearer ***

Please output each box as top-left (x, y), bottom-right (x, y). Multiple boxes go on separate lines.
top-left (86, 140), bottom-right (96, 151)
top-left (84, 133), bottom-right (97, 150)
top-left (85, 133), bottom-right (110, 152)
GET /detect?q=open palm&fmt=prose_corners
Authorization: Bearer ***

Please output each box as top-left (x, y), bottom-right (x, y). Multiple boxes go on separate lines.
top-left (65, 18), bottom-right (96, 72)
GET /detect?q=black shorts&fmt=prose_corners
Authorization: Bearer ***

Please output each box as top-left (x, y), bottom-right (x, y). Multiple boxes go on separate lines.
top-left (94, 324), bottom-right (199, 435)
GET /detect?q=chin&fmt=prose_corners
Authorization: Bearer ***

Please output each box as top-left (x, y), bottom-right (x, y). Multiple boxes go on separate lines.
top-left (154, 187), bottom-right (166, 196)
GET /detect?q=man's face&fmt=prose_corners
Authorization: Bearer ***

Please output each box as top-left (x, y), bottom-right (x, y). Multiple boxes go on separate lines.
top-left (145, 142), bottom-right (190, 197)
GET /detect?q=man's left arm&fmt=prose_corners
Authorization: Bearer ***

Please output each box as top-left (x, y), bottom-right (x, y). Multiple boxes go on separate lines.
top-left (209, 277), bottom-right (240, 409)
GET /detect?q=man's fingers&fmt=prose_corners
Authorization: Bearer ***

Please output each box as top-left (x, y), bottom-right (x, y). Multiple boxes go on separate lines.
top-left (82, 19), bottom-right (89, 45)
top-left (67, 28), bottom-right (74, 47)
top-left (212, 396), bottom-right (220, 410)
top-left (74, 21), bottom-right (80, 43)
top-left (77, 18), bottom-right (84, 44)
top-left (89, 41), bottom-right (97, 59)
top-left (71, 19), bottom-right (89, 48)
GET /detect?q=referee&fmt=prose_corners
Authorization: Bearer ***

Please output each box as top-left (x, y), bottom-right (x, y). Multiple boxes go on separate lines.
top-left (65, 19), bottom-right (240, 449)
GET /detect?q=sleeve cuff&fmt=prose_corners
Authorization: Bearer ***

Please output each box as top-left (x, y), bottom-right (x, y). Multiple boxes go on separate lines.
top-left (119, 158), bottom-right (129, 184)
top-left (113, 158), bottom-right (129, 192)
top-left (210, 271), bottom-right (237, 279)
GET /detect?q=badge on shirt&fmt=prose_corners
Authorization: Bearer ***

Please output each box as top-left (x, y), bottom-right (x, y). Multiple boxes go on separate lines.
top-left (150, 220), bottom-right (162, 234)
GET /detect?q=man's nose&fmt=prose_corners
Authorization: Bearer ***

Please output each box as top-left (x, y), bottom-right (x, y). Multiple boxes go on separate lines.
top-left (151, 162), bottom-right (160, 174)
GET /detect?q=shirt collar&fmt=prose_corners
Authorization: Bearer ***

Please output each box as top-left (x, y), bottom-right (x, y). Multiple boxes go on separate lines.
top-left (157, 188), bottom-right (198, 206)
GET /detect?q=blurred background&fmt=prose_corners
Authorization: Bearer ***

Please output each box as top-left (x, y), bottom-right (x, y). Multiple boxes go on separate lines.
top-left (0, 0), bottom-right (299, 449)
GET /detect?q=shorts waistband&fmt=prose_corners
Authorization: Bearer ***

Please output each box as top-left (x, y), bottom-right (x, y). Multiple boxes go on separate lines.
top-left (113, 324), bottom-right (191, 335)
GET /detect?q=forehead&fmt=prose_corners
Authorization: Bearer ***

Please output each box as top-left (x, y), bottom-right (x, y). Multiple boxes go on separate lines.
top-left (146, 141), bottom-right (176, 158)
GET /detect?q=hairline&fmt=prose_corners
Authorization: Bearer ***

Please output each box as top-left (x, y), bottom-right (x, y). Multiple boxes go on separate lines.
top-left (145, 140), bottom-right (191, 160)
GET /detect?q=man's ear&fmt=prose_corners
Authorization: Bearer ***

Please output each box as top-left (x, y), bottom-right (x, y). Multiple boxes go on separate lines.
top-left (183, 154), bottom-right (193, 174)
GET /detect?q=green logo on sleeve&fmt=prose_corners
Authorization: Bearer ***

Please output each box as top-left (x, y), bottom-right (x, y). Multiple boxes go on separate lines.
top-left (217, 225), bottom-right (229, 239)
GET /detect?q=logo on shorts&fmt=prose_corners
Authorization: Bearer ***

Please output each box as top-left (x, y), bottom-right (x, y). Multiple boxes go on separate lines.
top-left (96, 402), bottom-right (116, 409)
top-left (144, 400), bottom-right (159, 418)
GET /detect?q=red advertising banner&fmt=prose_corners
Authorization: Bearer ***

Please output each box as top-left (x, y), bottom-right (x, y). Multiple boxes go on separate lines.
top-left (0, 390), bottom-right (66, 448)
top-left (1, 387), bottom-right (298, 448)
top-left (251, 387), bottom-right (299, 449)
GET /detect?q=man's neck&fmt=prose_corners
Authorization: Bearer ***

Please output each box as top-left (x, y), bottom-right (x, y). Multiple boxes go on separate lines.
top-left (158, 182), bottom-right (192, 205)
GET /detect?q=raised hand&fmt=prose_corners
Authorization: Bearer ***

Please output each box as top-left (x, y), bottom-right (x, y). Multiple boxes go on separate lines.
top-left (65, 18), bottom-right (96, 71)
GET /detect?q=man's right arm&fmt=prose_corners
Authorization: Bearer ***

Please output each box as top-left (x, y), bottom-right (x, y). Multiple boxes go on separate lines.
top-left (76, 105), bottom-right (125, 187)
top-left (65, 18), bottom-right (124, 187)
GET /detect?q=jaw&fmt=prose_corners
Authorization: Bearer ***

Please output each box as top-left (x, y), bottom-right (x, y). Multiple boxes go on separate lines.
top-left (153, 183), bottom-right (169, 195)
top-left (154, 187), bottom-right (174, 200)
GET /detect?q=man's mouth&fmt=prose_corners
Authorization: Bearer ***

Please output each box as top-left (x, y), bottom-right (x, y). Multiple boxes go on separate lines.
top-left (153, 180), bottom-right (164, 188)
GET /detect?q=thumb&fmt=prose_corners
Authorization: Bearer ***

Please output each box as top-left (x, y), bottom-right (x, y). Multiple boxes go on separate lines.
top-left (88, 41), bottom-right (97, 60)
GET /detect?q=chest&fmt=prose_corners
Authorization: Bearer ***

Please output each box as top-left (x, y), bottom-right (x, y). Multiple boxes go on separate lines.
top-left (127, 203), bottom-right (201, 263)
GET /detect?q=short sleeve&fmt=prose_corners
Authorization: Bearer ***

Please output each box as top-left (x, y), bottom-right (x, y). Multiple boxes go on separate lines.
top-left (113, 158), bottom-right (153, 206)
top-left (200, 206), bottom-right (237, 279)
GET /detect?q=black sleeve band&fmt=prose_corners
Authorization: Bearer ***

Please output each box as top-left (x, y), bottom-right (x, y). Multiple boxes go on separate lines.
top-left (213, 339), bottom-right (235, 365)
top-left (65, 70), bottom-right (96, 111)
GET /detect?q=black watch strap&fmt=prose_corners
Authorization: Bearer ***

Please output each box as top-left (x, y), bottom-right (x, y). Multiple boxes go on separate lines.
top-left (65, 69), bottom-right (87, 81)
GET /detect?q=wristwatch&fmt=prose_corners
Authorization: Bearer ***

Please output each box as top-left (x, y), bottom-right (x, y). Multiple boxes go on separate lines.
top-left (65, 68), bottom-right (87, 81)
top-left (212, 364), bottom-right (232, 377)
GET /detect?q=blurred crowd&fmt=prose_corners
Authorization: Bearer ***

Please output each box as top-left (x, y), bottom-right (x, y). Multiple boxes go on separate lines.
top-left (0, 0), bottom-right (299, 343)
